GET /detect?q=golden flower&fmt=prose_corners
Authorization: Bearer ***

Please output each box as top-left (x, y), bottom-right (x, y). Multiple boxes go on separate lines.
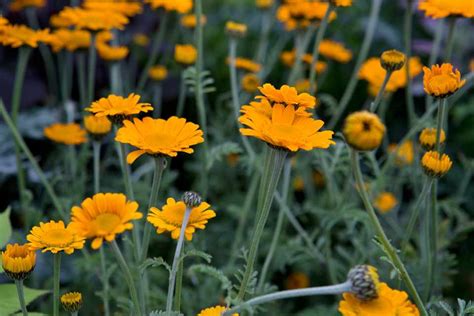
top-left (423, 63), bottom-right (466, 98)
top-left (359, 57), bottom-right (423, 96)
top-left (83, 0), bottom-right (143, 17)
top-left (27, 220), bottom-right (85, 254)
top-left (49, 29), bottom-right (91, 52)
top-left (9, 0), bottom-right (45, 11)
top-left (70, 193), bottom-right (142, 249)
top-left (339, 283), bottom-right (419, 316)
top-left (1, 243), bottom-right (36, 280)
top-left (239, 100), bottom-right (335, 152)
top-left (175, 44), bottom-right (197, 65)
top-left (226, 21), bottom-right (247, 37)
top-left (293, 176), bottom-right (305, 192)
top-left (44, 123), bottom-right (87, 145)
top-left (83, 115), bottom-right (112, 139)
top-left (53, 7), bottom-right (129, 31)
top-left (330, 0), bottom-right (353, 7)
top-left (319, 40), bottom-right (352, 63)
top-left (421, 151), bottom-right (452, 178)
top-left (373, 192), bottom-right (397, 214)
top-left (97, 42), bottom-right (129, 61)
top-left (197, 305), bottom-right (238, 316)
top-left (227, 57), bottom-right (262, 73)
top-left (147, 197), bottom-right (216, 240)
top-left (133, 33), bottom-right (149, 47)
top-left (61, 292), bottom-right (82, 313)
top-left (286, 272), bottom-right (310, 289)
top-left (115, 116), bottom-right (204, 164)
top-left (258, 83), bottom-right (316, 109)
top-left (388, 140), bottom-right (414, 165)
top-left (256, 0), bottom-right (274, 9)
top-left (295, 79), bottom-right (311, 93)
top-left (1, 24), bottom-right (50, 48)
top-left (380, 49), bottom-right (406, 72)
top-left (419, 128), bottom-right (446, 151)
top-left (241, 73), bottom-right (261, 93)
top-left (276, 2), bottom-right (337, 31)
top-left (343, 111), bottom-right (386, 151)
top-left (86, 94), bottom-right (153, 123)
top-left (149, 65), bottom-right (168, 81)
top-left (145, 0), bottom-right (193, 13)
top-left (180, 14), bottom-right (207, 29)
top-left (418, 0), bottom-right (474, 19)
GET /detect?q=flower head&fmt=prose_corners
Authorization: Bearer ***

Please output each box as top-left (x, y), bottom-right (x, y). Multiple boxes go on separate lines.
top-left (9, 0), bottom-right (45, 11)
top-left (83, 0), bottom-right (143, 17)
top-left (86, 94), bottom-right (153, 123)
top-left (285, 272), bottom-right (310, 289)
top-left (319, 40), bottom-right (353, 63)
top-left (53, 7), bottom-right (129, 31)
top-left (339, 282), bottom-right (419, 316)
top-left (49, 29), bottom-right (91, 52)
top-left (175, 44), bottom-right (197, 65)
top-left (180, 14), bottom-right (207, 29)
top-left (423, 63), bottom-right (465, 98)
top-left (61, 292), bottom-right (83, 313)
top-left (419, 128), bottom-right (446, 151)
top-left (115, 116), bottom-right (204, 164)
top-left (277, 1), bottom-right (337, 30)
top-left (241, 73), bottom-right (261, 93)
top-left (97, 42), bottom-right (129, 61)
top-left (388, 140), bottom-right (414, 165)
top-left (347, 265), bottom-right (381, 301)
top-left (1, 243), bottom-right (36, 280)
top-left (145, 0), bottom-right (193, 13)
top-left (147, 197), bottom-right (216, 240)
top-left (44, 123), bottom-right (87, 145)
top-left (197, 305), bottom-right (238, 316)
top-left (227, 57), bottom-right (262, 73)
top-left (149, 65), bottom-right (168, 81)
top-left (421, 151), bottom-right (452, 178)
top-left (27, 220), bottom-right (85, 254)
top-left (70, 193), bottom-right (142, 249)
top-left (373, 192), bottom-right (398, 214)
top-left (380, 49), bottom-right (406, 72)
top-left (83, 115), bottom-right (112, 140)
top-left (226, 21), bottom-right (247, 37)
top-left (256, 0), bottom-right (274, 9)
top-left (330, 0), bottom-right (353, 7)
top-left (1, 24), bottom-right (50, 48)
top-left (343, 111), bottom-right (386, 151)
top-left (418, 0), bottom-right (474, 18)
top-left (258, 83), bottom-right (316, 109)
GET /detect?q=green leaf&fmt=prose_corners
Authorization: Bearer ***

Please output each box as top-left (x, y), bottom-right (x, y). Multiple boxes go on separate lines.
top-left (140, 257), bottom-right (171, 275)
top-left (0, 284), bottom-right (49, 315)
top-left (179, 249), bottom-right (212, 264)
top-left (0, 206), bottom-right (12, 248)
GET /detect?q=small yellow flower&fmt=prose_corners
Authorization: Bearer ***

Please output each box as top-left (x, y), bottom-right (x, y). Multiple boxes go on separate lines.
top-left (419, 128), bottom-right (446, 151)
top-left (256, 0), bottom-right (273, 9)
top-left (53, 7), bottom-right (129, 31)
top-left (44, 123), bottom-right (87, 145)
top-left (149, 65), bottom-right (168, 81)
top-left (27, 220), bottom-right (85, 254)
top-left (277, 2), bottom-right (337, 31)
top-left (285, 272), bottom-right (310, 289)
top-left (418, 0), bottom-right (473, 19)
top-left (70, 193), bottom-right (142, 249)
top-left (86, 93), bottom-right (153, 123)
top-left (197, 305), bottom-right (238, 316)
top-left (83, 0), bottom-right (143, 17)
top-left (83, 115), bottom-right (112, 139)
top-left (147, 197), bottom-right (216, 240)
top-left (388, 140), bottom-right (414, 165)
top-left (9, 0), bottom-right (45, 12)
top-left (115, 116), bottom-right (204, 164)
top-left (241, 73), bottom-right (261, 93)
top-left (97, 42), bottom-right (129, 61)
top-left (49, 29), bottom-right (91, 52)
top-left (421, 151), bottom-right (452, 178)
top-left (330, 0), bottom-right (353, 7)
top-left (0, 24), bottom-right (50, 48)
top-left (133, 33), bottom-right (149, 47)
top-left (174, 44), bottom-right (197, 65)
top-left (60, 292), bottom-right (82, 313)
top-left (226, 21), bottom-right (247, 37)
top-left (319, 40), bottom-right (353, 63)
top-left (423, 63), bottom-right (466, 98)
top-left (1, 243), bottom-right (36, 280)
top-left (145, 0), bottom-right (193, 13)
top-left (380, 49), bottom-right (406, 72)
top-left (258, 83), bottom-right (316, 109)
top-left (180, 14), bottom-right (207, 29)
top-left (373, 192), bottom-right (398, 214)
top-left (343, 111), bottom-right (386, 151)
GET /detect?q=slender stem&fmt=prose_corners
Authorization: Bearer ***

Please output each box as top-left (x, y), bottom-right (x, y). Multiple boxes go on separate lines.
top-left (425, 180), bottom-right (437, 301)
top-left (288, 28), bottom-right (314, 85)
top-left (87, 33), bottom-right (97, 104)
top-left (93, 142), bottom-right (101, 194)
top-left (256, 9), bottom-right (273, 65)
top-left (236, 148), bottom-right (288, 301)
top-left (370, 71), bottom-right (392, 113)
top-left (350, 150), bottom-right (428, 316)
top-left (140, 157), bottom-right (166, 261)
top-left (68, 145), bottom-right (77, 179)
top-left (435, 99), bottom-right (447, 153)
top-left (328, 0), bottom-right (382, 129)
top-left (110, 240), bottom-right (142, 315)
top-left (153, 83), bottom-right (163, 117)
top-left (444, 18), bottom-right (457, 61)
top-left (53, 253), bottom-right (61, 316)
top-left (308, 4), bottom-right (334, 95)
top-left (166, 207), bottom-right (192, 314)
top-left (174, 249), bottom-right (184, 312)
top-left (425, 20), bottom-right (444, 110)
top-left (404, 0), bottom-right (416, 127)
top-left (77, 53), bottom-right (87, 107)
top-left (110, 62), bottom-right (122, 95)
top-left (100, 247), bottom-right (111, 316)
top-left (15, 280), bottom-right (28, 316)
top-left (137, 14), bottom-right (168, 91)
top-left (176, 72), bottom-right (187, 116)
top-left (226, 282), bottom-right (351, 315)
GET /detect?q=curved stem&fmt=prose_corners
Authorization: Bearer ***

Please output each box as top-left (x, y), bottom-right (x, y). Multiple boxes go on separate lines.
top-left (53, 253), bottom-right (61, 316)
top-left (15, 280), bottom-right (28, 316)
top-left (404, 0), bottom-right (416, 127)
top-left (370, 71), bottom-right (392, 113)
top-left (99, 247), bottom-right (110, 316)
top-left (328, 0), bottom-right (382, 129)
top-left (110, 240), bottom-right (142, 315)
top-left (93, 141), bottom-right (101, 194)
top-left (166, 207), bottom-right (192, 314)
top-left (87, 33), bottom-right (97, 104)
top-left (350, 150), bottom-right (428, 316)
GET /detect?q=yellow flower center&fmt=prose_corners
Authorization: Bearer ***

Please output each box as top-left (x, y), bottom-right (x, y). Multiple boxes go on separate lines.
top-left (42, 228), bottom-right (75, 247)
top-left (93, 213), bottom-right (121, 234)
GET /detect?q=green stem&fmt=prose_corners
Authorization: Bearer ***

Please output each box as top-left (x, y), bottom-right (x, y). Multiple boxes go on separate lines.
top-left (236, 147), bottom-right (288, 301)
top-left (110, 62), bottom-right (122, 95)
top-left (99, 247), bottom-right (111, 316)
top-left (110, 240), bottom-right (142, 315)
top-left (93, 141), bottom-right (101, 194)
top-left (174, 249), bottom-right (184, 312)
top-left (68, 145), bottom-right (77, 179)
top-left (308, 4), bottom-right (334, 95)
top-left (288, 27), bottom-right (314, 85)
top-left (435, 99), bottom-right (447, 153)
top-left (226, 282), bottom-right (351, 315)
top-left (425, 20), bottom-right (444, 111)
top-left (256, 9), bottom-right (273, 65)
top-left (425, 180), bottom-right (437, 301)
top-left (166, 206), bottom-right (192, 314)
top-left (176, 72), bottom-right (187, 116)
top-left (53, 253), bottom-right (61, 316)
top-left (15, 280), bottom-right (28, 316)
top-left (444, 18), bottom-right (457, 61)
top-left (328, 0), bottom-right (382, 129)
top-left (350, 150), bottom-right (428, 316)
top-left (404, 0), bottom-right (416, 127)
top-left (153, 83), bottom-right (163, 117)
top-left (87, 33), bottom-right (97, 104)
top-left (77, 53), bottom-right (87, 107)
top-left (370, 70), bottom-right (392, 113)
